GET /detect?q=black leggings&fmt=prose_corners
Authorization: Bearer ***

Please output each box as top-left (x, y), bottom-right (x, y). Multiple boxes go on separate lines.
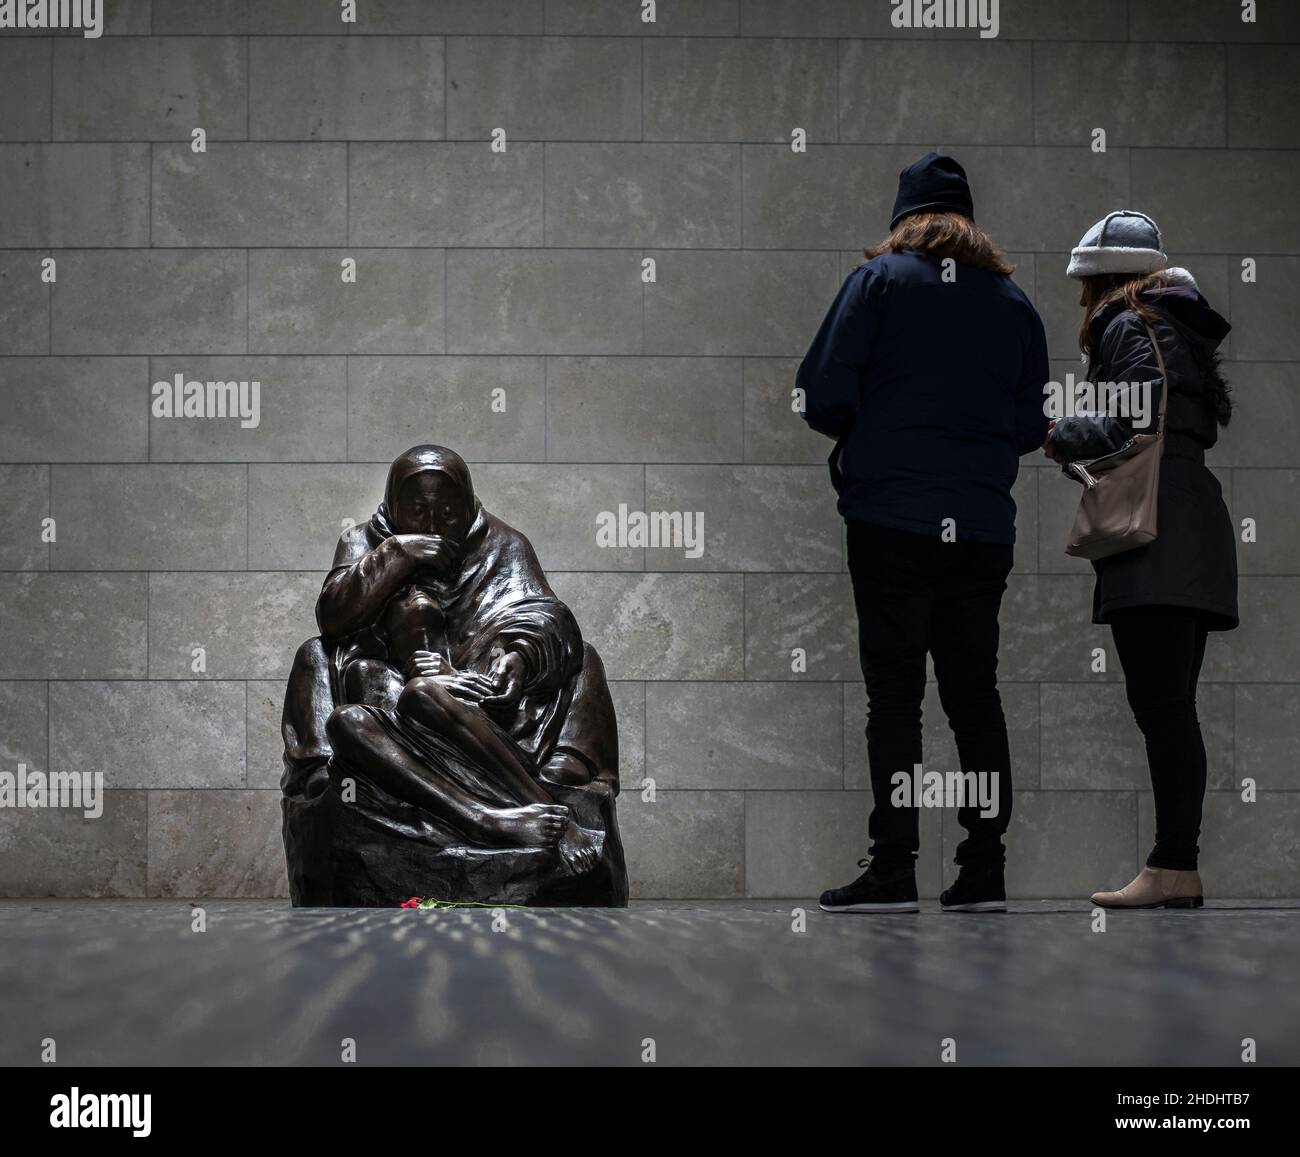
top-left (1108, 606), bottom-right (1210, 872)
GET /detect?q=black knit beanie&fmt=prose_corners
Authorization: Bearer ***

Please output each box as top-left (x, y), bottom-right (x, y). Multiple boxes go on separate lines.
top-left (889, 152), bottom-right (975, 229)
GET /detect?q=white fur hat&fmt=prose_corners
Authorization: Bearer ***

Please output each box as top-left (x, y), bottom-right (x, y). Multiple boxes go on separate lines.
top-left (1066, 210), bottom-right (1167, 279)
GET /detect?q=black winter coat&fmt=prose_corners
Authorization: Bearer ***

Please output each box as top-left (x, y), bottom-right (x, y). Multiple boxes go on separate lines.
top-left (1048, 277), bottom-right (1238, 630)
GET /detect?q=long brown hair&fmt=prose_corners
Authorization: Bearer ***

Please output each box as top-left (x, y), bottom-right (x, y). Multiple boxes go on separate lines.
top-left (864, 211), bottom-right (1015, 276)
top-left (1076, 271), bottom-right (1168, 364)
top-left (1077, 270), bottom-right (1233, 427)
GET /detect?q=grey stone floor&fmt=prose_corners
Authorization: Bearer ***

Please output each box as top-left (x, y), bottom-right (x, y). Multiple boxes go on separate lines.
top-left (1, 900), bottom-right (1296, 1066)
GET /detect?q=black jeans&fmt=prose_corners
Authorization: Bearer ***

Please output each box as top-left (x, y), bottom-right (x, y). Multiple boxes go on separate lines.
top-left (846, 520), bottom-right (1014, 871)
top-left (1108, 606), bottom-right (1210, 872)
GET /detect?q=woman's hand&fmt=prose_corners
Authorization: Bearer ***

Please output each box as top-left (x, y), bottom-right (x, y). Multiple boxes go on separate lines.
top-left (1042, 420), bottom-right (1059, 462)
top-left (479, 650), bottom-right (527, 710)
top-left (389, 534), bottom-right (456, 578)
top-left (404, 651), bottom-right (496, 702)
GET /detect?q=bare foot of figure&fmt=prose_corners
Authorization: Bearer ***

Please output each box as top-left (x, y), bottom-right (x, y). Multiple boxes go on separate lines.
top-left (558, 821), bottom-right (601, 876)
top-left (478, 803), bottom-right (568, 848)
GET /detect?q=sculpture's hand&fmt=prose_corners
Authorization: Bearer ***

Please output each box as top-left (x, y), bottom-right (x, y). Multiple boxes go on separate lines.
top-left (434, 671), bottom-right (498, 703)
top-left (391, 533), bottom-right (456, 579)
top-left (479, 650), bottom-right (526, 710)
top-left (404, 649), bottom-right (447, 681)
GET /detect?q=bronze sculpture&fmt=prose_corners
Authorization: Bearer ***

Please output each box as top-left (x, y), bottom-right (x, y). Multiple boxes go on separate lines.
top-left (281, 445), bottom-right (628, 906)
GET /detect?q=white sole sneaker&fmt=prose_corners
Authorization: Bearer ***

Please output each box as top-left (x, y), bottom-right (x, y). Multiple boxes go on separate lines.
top-left (940, 900), bottom-right (1007, 912)
top-left (819, 900), bottom-right (920, 913)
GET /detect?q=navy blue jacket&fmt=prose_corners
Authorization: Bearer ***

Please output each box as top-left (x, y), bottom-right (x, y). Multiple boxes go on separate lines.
top-left (797, 250), bottom-right (1049, 545)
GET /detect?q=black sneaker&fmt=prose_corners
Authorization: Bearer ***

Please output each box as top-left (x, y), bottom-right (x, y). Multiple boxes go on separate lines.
top-left (819, 858), bottom-right (919, 913)
top-left (940, 863), bottom-right (1007, 912)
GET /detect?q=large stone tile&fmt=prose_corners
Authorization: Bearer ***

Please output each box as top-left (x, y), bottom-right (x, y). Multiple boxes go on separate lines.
top-left (0, 357), bottom-right (147, 461)
top-left (1010, 468), bottom-right (1038, 575)
top-left (0, 681), bottom-right (48, 772)
top-left (607, 681), bottom-right (645, 787)
top-left (0, 573), bottom-right (147, 678)
top-left (1132, 150), bottom-right (1300, 254)
top-left (1202, 577), bottom-right (1300, 683)
top-left (644, 465), bottom-right (842, 572)
top-left (745, 790), bottom-right (944, 899)
top-left (1232, 469), bottom-right (1300, 574)
top-left (646, 681), bottom-right (842, 790)
top-left (998, 574), bottom-right (1117, 683)
top-left (350, 143), bottom-right (541, 246)
top-left (744, 357), bottom-right (830, 465)
top-left (148, 572), bottom-right (319, 680)
top-left (153, 0), bottom-right (341, 33)
top-left (352, 0), bottom-right (543, 35)
top-left (743, 572), bottom-right (857, 681)
top-left (547, 0), bottom-right (738, 35)
top-left (617, 789), bottom-right (745, 898)
top-left (246, 679), bottom-right (285, 791)
top-left (1036, 461), bottom-right (1094, 575)
top-left (0, 465), bottom-right (48, 570)
top-left (844, 682), bottom-right (1042, 792)
top-left (52, 36), bottom-right (246, 141)
top-left (250, 37), bottom-right (444, 141)
top-left (1139, 792), bottom-right (1300, 899)
top-left (938, 146), bottom-right (1130, 254)
top-left (0, 39), bottom-right (50, 141)
top-left (546, 143), bottom-right (740, 248)
top-left (643, 38), bottom-right (836, 142)
top-left (643, 250), bottom-right (840, 356)
top-left (548, 573), bottom-right (744, 681)
top-left (546, 356), bottom-right (743, 463)
top-left (249, 249), bottom-right (443, 355)
top-left (1228, 256), bottom-right (1300, 362)
top-left (470, 463), bottom-right (645, 572)
top-left (1033, 43), bottom-right (1225, 148)
top-left (1039, 682), bottom-right (1233, 791)
top-left (148, 356), bottom-right (347, 462)
top-left (1228, 47), bottom-right (1300, 148)
top-left (247, 463), bottom-right (388, 571)
top-left (936, 0), bottom-right (1129, 39)
top-left (346, 355), bottom-right (545, 464)
top-left (51, 250), bottom-right (245, 355)
top-left (50, 464), bottom-right (246, 571)
top-left (446, 36), bottom-right (641, 141)
top-left (0, 250), bottom-right (49, 355)
top-left (1235, 686), bottom-right (1300, 791)
top-left (0, 789), bottom-right (147, 897)
top-left (741, 0), bottom-right (925, 37)
top-left (0, 145), bottom-right (149, 246)
top-left (50, 681), bottom-right (246, 789)
top-left (742, 144), bottom-right (928, 249)
top-left (1130, 0), bottom-right (1300, 42)
top-left (946, 790), bottom-right (1138, 900)
top-left (1213, 363), bottom-right (1300, 468)
top-left (152, 143), bottom-right (347, 247)
top-left (146, 789), bottom-right (287, 898)
top-left (446, 250), bottom-right (641, 355)
top-left (839, 41), bottom-right (1031, 144)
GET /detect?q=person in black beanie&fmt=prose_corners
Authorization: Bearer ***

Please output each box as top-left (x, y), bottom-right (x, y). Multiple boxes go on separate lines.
top-left (798, 152), bottom-right (1049, 913)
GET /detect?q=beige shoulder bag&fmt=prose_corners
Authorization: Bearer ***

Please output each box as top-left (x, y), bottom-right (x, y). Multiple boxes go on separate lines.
top-left (1064, 321), bottom-right (1168, 560)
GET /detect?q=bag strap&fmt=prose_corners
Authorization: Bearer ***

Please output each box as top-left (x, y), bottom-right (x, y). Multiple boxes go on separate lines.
top-left (1142, 320), bottom-right (1169, 438)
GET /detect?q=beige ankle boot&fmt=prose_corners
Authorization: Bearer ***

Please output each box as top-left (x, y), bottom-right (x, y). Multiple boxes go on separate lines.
top-left (1090, 866), bottom-right (1204, 909)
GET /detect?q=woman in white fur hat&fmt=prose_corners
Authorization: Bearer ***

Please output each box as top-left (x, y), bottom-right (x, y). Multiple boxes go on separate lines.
top-left (1046, 210), bottom-right (1237, 910)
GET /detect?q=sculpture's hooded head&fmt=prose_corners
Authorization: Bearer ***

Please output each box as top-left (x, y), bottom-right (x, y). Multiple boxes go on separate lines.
top-left (376, 444), bottom-right (479, 544)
